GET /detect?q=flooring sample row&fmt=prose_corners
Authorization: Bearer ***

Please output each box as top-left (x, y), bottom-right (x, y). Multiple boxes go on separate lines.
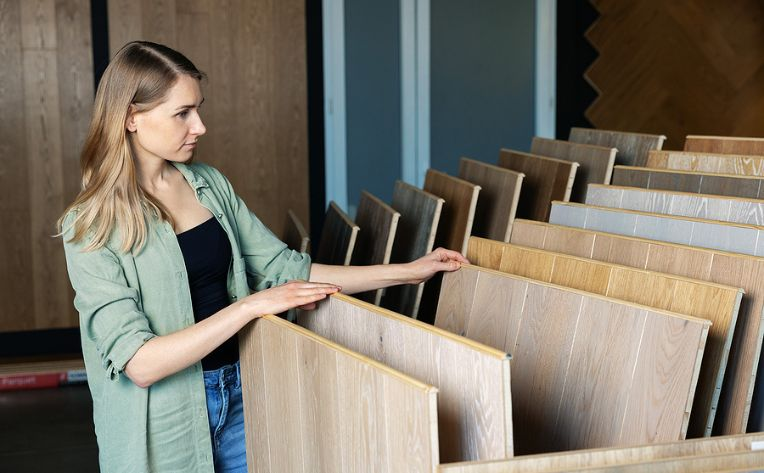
top-left (466, 237), bottom-right (743, 438)
top-left (685, 135), bottom-right (764, 156)
top-left (585, 184), bottom-right (764, 227)
top-left (497, 149), bottom-right (578, 222)
top-left (314, 202), bottom-right (358, 265)
top-left (437, 432), bottom-right (764, 473)
top-left (647, 150), bottom-right (764, 177)
top-left (383, 181), bottom-right (443, 318)
top-left (350, 191), bottom-right (400, 305)
top-left (435, 265), bottom-right (710, 454)
top-left (458, 158), bottom-right (523, 242)
top-left (510, 219), bottom-right (764, 435)
top-left (568, 127), bottom-right (666, 167)
top-left (239, 315), bottom-right (439, 473)
top-left (297, 294), bottom-right (513, 463)
top-left (283, 209), bottom-right (310, 253)
top-left (612, 166), bottom-right (764, 199)
top-left (530, 137), bottom-right (617, 202)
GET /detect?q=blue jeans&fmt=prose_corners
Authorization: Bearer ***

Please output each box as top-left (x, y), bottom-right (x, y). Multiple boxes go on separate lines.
top-left (204, 361), bottom-right (248, 473)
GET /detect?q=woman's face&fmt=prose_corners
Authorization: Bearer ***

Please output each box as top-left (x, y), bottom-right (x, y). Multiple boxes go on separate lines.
top-left (127, 74), bottom-right (206, 165)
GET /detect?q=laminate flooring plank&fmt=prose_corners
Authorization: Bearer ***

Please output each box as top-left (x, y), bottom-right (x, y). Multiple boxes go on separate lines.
top-left (458, 158), bottom-right (523, 242)
top-left (509, 219), bottom-right (764, 435)
top-left (350, 191), bottom-right (400, 305)
top-left (647, 150), bottom-right (764, 177)
top-left (435, 266), bottom-right (710, 454)
top-left (239, 316), bottom-right (440, 473)
top-left (297, 294), bottom-right (512, 462)
top-left (685, 135), bottom-right (764, 156)
top-left (530, 137), bottom-right (617, 202)
top-left (283, 209), bottom-right (310, 253)
top-left (314, 201), bottom-right (359, 265)
top-left (612, 166), bottom-right (764, 199)
top-left (436, 433), bottom-right (764, 473)
top-left (382, 181), bottom-right (443, 318)
top-left (497, 149), bottom-right (578, 221)
top-left (568, 127), bottom-right (666, 167)
top-left (424, 169), bottom-right (481, 254)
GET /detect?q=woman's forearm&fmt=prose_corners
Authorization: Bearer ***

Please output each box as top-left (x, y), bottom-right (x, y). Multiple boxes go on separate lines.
top-left (309, 263), bottom-right (415, 294)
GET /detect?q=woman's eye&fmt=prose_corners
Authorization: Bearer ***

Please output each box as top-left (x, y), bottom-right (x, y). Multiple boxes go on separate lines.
top-left (177, 110), bottom-right (189, 118)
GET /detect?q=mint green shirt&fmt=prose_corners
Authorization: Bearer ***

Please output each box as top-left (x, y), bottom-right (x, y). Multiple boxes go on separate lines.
top-left (62, 162), bottom-right (311, 472)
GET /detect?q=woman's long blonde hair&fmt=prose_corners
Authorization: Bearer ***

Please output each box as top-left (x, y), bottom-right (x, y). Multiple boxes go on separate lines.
top-left (58, 41), bottom-right (204, 253)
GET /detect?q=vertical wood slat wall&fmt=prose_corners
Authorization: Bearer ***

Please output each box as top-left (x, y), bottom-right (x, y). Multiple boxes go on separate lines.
top-left (0, 0), bottom-right (93, 332)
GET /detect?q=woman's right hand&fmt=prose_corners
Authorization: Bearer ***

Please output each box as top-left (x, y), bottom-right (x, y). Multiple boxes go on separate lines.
top-left (239, 280), bottom-right (341, 320)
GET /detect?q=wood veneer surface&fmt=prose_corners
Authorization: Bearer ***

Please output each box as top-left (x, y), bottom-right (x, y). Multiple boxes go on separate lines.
top-left (568, 127), bottom-right (666, 167)
top-left (647, 150), bottom-right (764, 177)
top-left (612, 166), bottom-right (764, 199)
top-left (435, 265), bottom-right (709, 454)
top-left (685, 135), bottom-right (764, 156)
top-left (511, 218), bottom-right (764, 435)
top-left (314, 202), bottom-right (358, 266)
top-left (467, 237), bottom-right (742, 437)
top-left (297, 294), bottom-right (512, 463)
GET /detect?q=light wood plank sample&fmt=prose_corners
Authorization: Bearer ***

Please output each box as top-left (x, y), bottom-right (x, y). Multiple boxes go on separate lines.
top-left (424, 169), bottom-right (481, 254)
top-left (283, 209), bottom-right (310, 253)
top-left (458, 158), bottom-right (524, 242)
top-left (350, 191), bottom-right (401, 305)
top-left (437, 432), bottom-right (764, 473)
top-left (297, 294), bottom-right (512, 463)
top-left (585, 184), bottom-right (764, 227)
top-left (510, 218), bottom-right (764, 435)
top-left (314, 201), bottom-right (359, 265)
top-left (497, 149), bottom-right (578, 222)
top-left (647, 150), bottom-right (764, 177)
top-left (612, 165), bottom-right (764, 199)
top-left (568, 127), bottom-right (666, 167)
top-left (239, 315), bottom-right (440, 473)
top-left (467, 237), bottom-right (742, 438)
top-left (685, 135), bottom-right (764, 156)
top-left (382, 181), bottom-right (444, 318)
top-left (530, 137), bottom-right (617, 202)
top-left (435, 265), bottom-right (710, 454)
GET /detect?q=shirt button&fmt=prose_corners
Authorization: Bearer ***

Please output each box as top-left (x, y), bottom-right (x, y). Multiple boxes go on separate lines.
top-left (217, 213), bottom-right (223, 219)
top-left (231, 295), bottom-right (237, 301)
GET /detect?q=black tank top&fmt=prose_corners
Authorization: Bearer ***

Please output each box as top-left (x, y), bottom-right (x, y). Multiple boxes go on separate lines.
top-left (176, 217), bottom-right (239, 371)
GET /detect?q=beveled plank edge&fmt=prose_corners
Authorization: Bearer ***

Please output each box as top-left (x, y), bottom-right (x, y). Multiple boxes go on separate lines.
top-left (500, 148), bottom-right (583, 166)
top-left (687, 134), bottom-right (764, 143)
top-left (572, 127), bottom-right (668, 141)
top-left (460, 156), bottom-right (527, 179)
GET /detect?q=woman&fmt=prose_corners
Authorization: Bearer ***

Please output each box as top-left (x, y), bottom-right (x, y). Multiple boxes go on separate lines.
top-left (59, 41), bottom-right (467, 473)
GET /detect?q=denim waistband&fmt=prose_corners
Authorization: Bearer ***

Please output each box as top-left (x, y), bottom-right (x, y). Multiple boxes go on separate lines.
top-left (203, 360), bottom-right (241, 389)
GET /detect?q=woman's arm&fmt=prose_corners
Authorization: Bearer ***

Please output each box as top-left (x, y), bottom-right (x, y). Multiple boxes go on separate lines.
top-left (309, 247), bottom-right (469, 294)
top-left (124, 281), bottom-right (339, 388)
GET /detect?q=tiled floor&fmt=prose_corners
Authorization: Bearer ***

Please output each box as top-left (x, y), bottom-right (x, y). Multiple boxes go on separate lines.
top-left (0, 385), bottom-right (98, 472)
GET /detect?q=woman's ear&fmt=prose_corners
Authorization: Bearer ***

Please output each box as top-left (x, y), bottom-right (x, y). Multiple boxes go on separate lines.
top-left (126, 104), bottom-right (138, 133)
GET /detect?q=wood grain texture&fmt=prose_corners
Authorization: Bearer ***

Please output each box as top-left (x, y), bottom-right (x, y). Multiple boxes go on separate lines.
top-left (568, 128), bottom-right (666, 167)
top-left (468, 237), bottom-right (742, 438)
top-left (239, 315), bottom-right (440, 473)
top-left (382, 180), bottom-right (444, 318)
top-left (685, 135), bottom-right (764, 155)
top-left (509, 218), bottom-right (764, 435)
top-left (424, 169), bottom-right (481, 254)
top-left (458, 158), bottom-right (524, 242)
top-left (612, 166), bottom-right (764, 199)
top-left (437, 434), bottom-right (764, 472)
top-left (283, 209), bottom-right (310, 253)
top-left (315, 202), bottom-right (359, 265)
top-left (435, 265), bottom-right (710, 454)
top-left (108, 0), bottom-right (310, 239)
top-left (530, 137), bottom-right (616, 202)
top-left (350, 191), bottom-right (400, 305)
top-left (648, 150), bottom-right (764, 177)
top-left (497, 149), bottom-right (578, 221)
top-left (296, 294), bottom-right (513, 463)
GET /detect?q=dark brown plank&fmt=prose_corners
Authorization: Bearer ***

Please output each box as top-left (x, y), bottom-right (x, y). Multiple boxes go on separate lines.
top-left (314, 202), bottom-right (358, 266)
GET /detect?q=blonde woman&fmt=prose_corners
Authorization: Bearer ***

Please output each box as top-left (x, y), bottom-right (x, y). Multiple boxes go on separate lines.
top-left (59, 41), bottom-right (466, 473)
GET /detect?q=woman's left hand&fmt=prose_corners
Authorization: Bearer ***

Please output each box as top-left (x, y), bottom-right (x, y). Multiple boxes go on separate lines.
top-left (404, 247), bottom-right (470, 285)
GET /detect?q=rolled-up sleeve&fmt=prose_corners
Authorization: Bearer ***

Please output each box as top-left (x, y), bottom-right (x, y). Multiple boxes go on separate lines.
top-left (62, 221), bottom-right (156, 380)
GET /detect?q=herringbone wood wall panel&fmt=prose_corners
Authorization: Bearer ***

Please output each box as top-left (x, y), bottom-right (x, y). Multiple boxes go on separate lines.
top-left (585, 1), bottom-right (764, 149)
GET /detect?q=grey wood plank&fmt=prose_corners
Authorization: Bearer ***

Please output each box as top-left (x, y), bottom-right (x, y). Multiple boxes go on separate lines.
top-left (283, 209), bottom-right (310, 253)
top-left (612, 166), bottom-right (764, 199)
top-left (569, 127), bottom-right (666, 167)
top-left (315, 201), bottom-right (359, 265)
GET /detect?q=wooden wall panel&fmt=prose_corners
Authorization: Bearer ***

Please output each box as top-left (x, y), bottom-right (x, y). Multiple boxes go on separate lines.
top-left (497, 149), bottom-right (578, 221)
top-left (568, 128), bottom-right (665, 167)
top-left (530, 137), bottom-right (616, 201)
top-left (0, 0), bottom-right (93, 332)
top-left (297, 294), bottom-right (513, 463)
top-left (647, 150), bottom-right (764, 176)
top-left (458, 158), bottom-right (523, 242)
top-left (314, 202), bottom-right (358, 266)
top-left (108, 0), bottom-right (310, 238)
top-left (583, 1), bottom-right (764, 150)
top-left (435, 266), bottom-right (709, 454)
top-left (510, 219), bottom-right (764, 435)
top-left (240, 315), bottom-right (440, 473)
top-left (467, 237), bottom-right (742, 438)
top-left (437, 433), bottom-right (764, 472)
top-left (685, 135), bottom-right (764, 155)
top-left (612, 166), bottom-right (764, 199)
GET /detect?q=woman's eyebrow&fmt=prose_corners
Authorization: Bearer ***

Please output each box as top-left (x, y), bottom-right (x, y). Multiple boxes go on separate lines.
top-left (175, 97), bottom-right (205, 111)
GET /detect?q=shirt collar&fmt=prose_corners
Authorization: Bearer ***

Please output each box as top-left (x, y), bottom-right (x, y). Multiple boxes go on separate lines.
top-left (171, 162), bottom-right (209, 191)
